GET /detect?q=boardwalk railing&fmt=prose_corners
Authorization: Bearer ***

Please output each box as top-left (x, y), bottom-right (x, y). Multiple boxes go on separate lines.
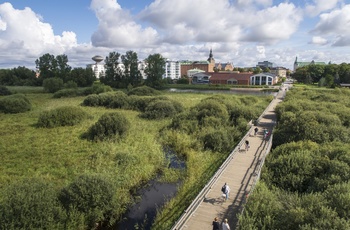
top-left (171, 125), bottom-right (255, 230)
top-left (171, 96), bottom-right (278, 230)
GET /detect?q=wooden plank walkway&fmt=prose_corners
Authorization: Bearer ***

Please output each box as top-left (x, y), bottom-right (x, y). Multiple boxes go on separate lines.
top-left (172, 86), bottom-right (287, 230)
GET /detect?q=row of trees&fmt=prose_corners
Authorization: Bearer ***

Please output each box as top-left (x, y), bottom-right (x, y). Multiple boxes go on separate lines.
top-left (0, 51), bottom-right (168, 90)
top-left (292, 62), bottom-right (350, 86)
top-left (100, 51), bottom-right (166, 89)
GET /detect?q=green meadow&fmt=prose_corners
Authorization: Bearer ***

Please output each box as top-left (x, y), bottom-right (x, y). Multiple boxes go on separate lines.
top-left (0, 87), bottom-right (272, 229)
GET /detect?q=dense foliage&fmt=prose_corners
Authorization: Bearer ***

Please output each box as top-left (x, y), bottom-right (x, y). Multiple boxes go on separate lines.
top-left (0, 85), bottom-right (12, 96)
top-left (292, 62), bottom-right (350, 86)
top-left (85, 112), bottom-right (130, 141)
top-left (239, 87), bottom-right (350, 229)
top-left (37, 106), bottom-right (89, 128)
top-left (0, 94), bottom-right (31, 113)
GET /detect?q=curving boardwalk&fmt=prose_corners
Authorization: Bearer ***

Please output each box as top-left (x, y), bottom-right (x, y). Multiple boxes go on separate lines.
top-left (172, 86), bottom-right (288, 230)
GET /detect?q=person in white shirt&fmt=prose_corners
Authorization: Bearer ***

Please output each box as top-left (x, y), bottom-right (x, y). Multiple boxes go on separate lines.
top-left (222, 218), bottom-right (231, 230)
top-left (225, 183), bottom-right (230, 200)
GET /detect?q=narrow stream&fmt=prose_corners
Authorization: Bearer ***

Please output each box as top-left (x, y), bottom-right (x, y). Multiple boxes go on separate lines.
top-left (116, 148), bottom-right (185, 230)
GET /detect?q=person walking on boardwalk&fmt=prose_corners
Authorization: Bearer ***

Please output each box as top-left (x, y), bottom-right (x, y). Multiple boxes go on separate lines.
top-left (245, 140), bottom-right (250, 151)
top-left (222, 218), bottom-right (231, 230)
top-left (254, 127), bottom-right (259, 136)
top-left (223, 183), bottom-right (230, 200)
top-left (212, 217), bottom-right (220, 230)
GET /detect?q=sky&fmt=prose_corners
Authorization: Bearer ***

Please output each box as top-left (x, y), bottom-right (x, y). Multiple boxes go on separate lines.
top-left (1, 0), bottom-right (350, 70)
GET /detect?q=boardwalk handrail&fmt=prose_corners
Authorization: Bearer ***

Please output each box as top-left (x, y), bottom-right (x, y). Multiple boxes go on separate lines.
top-left (171, 96), bottom-right (277, 230)
top-left (171, 125), bottom-right (255, 230)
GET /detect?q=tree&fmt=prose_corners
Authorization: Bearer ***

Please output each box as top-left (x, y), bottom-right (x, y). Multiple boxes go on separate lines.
top-left (68, 67), bottom-right (96, 87)
top-left (253, 67), bottom-right (262, 74)
top-left (144, 53), bottom-right (166, 89)
top-left (121, 50), bottom-right (143, 87)
top-left (56, 54), bottom-right (71, 82)
top-left (35, 53), bottom-right (57, 83)
top-left (100, 52), bottom-right (123, 88)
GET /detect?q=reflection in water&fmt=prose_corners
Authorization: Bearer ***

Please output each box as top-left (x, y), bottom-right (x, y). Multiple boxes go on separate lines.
top-left (116, 149), bottom-right (184, 230)
top-left (117, 181), bottom-right (179, 230)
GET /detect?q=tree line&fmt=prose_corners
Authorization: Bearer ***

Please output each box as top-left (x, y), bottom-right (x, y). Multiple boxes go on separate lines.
top-left (0, 51), bottom-right (168, 89)
top-left (292, 62), bottom-right (350, 87)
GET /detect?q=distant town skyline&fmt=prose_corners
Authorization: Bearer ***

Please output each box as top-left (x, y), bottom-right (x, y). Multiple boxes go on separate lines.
top-left (1, 0), bottom-right (350, 70)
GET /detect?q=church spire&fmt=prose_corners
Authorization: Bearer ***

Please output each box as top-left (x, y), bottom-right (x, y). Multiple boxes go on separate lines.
top-left (207, 48), bottom-right (214, 63)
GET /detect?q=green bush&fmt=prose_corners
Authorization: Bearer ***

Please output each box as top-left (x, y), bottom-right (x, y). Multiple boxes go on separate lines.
top-left (37, 106), bottom-right (89, 128)
top-left (0, 178), bottom-right (65, 229)
top-left (106, 91), bottom-right (130, 108)
top-left (53, 88), bottom-right (81, 98)
top-left (64, 80), bottom-right (78, 89)
top-left (202, 128), bottom-right (231, 153)
top-left (191, 100), bottom-right (229, 126)
top-left (127, 85), bottom-right (161, 96)
top-left (0, 94), bottom-right (31, 113)
top-left (0, 85), bottom-right (12, 95)
top-left (140, 99), bottom-right (184, 119)
top-left (86, 112), bottom-right (130, 141)
top-left (82, 94), bottom-right (101, 106)
top-left (83, 82), bottom-right (113, 95)
top-left (59, 174), bottom-right (118, 229)
top-left (43, 77), bottom-right (64, 93)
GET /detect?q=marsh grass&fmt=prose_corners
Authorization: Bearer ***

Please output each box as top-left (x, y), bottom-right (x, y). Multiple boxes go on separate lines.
top-left (0, 88), bottom-right (270, 228)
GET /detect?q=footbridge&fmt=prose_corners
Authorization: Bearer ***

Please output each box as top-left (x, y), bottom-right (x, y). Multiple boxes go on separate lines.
top-left (171, 86), bottom-right (287, 230)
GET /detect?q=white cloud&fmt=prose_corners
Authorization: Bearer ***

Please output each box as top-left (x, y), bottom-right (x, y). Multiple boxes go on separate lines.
top-left (90, 0), bottom-right (159, 48)
top-left (0, 2), bottom-right (79, 67)
top-left (241, 3), bottom-right (303, 44)
top-left (312, 4), bottom-right (350, 46)
top-left (305, 0), bottom-right (340, 17)
top-left (310, 36), bottom-right (328, 45)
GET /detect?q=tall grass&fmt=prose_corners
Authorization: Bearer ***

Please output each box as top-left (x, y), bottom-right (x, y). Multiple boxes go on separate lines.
top-left (0, 88), bottom-right (271, 228)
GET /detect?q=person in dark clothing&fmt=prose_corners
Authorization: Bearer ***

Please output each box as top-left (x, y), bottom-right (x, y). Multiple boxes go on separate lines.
top-left (212, 217), bottom-right (220, 230)
top-left (254, 127), bottom-right (258, 135)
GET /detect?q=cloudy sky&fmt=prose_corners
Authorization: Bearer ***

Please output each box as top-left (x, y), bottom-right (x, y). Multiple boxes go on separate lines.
top-left (1, 0), bottom-right (350, 70)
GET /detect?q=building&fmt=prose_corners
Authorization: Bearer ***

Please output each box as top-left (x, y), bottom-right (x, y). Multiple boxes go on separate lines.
top-left (180, 49), bottom-right (216, 76)
top-left (270, 67), bottom-right (287, 78)
top-left (208, 72), bottom-right (253, 85)
top-left (87, 63), bottom-right (105, 79)
top-left (163, 60), bottom-right (181, 80)
top-left (192, 72), bottom-right (210, 84)
top-left (257, 61), bottom-right (274, 69)
top-left (215, 62), bottom-right (234, 71)
top-left (293, 57), bottom-right (327, 71)
top-left (250, 73), bottom-right (279, 85)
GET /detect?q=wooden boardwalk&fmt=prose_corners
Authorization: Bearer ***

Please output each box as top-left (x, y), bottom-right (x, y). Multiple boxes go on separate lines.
top-left (172, 87), bottom-right (287, 230)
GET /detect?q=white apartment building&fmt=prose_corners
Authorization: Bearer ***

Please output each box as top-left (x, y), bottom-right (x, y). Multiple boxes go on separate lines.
top-left (163, 60), bottom-right (181, 79)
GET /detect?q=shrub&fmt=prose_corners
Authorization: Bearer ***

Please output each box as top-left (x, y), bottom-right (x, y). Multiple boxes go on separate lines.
top-left (0, 178), bottom-right (65, 229)
top-left (43, 77), bottom-right (64, 93)
top-left (0, 85), bottom-right (12, 95)
top-left (0, 94), bottom-right (31, 113)
top-left (202, 128), bottom-right (232, 153)
top-left (86, 112), bottom-right (130, 141)
top-left (141, 99), bottom-right (184, 119)
top-left (191, 100), bottom-right (229, 126)
top-left (58, 174), bottom-right (118, 229)
top-left (64, 80), bottom-right (78, 89)
top-left (127, 85), bottom-right (161, 96)
top-left (87, 82), bottom-right (113, 95)
top-left (37, 106), bottom-right (89, 128)
top-left (105, 91), bottom-right (130, 109)
top-left (53, 88), bottom-right (80, 98)
top-left (82, 94), bottom-right (101, 106)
